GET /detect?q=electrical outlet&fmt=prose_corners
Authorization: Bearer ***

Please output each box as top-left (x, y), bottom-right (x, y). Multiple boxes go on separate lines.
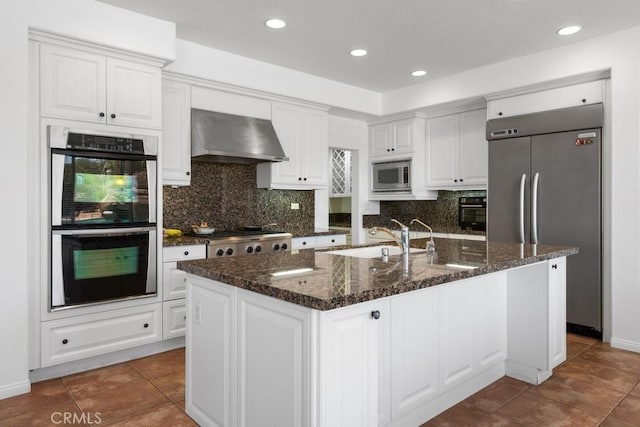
top-left (194, 301), bottom-right (202, 325)
top-left (291, 202), bottom-right (300, 210)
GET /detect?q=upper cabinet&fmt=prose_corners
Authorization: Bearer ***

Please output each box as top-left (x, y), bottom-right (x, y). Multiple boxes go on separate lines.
top-left (161, 78), bottom-right (191, 186)
top-left (40, 44), bottom-right (161, 129)
top-left (486, 80), bottom-right (605, 119)
top-left (257, 102), bottom-right (329, 189)
top-left (369, 119), bottom-right (415, 159)
top-left (425, 109), bottom-right (488, 190)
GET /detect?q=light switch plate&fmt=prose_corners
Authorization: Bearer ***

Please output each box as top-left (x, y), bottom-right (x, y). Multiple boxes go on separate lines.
top-left (291, 203), bottom-right (300, 210)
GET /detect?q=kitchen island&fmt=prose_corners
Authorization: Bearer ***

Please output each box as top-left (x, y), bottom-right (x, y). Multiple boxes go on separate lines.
top-left (179, 238), bottom-right (576, 427)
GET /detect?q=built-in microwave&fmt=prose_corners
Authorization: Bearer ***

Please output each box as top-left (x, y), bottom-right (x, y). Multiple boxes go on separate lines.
top-left (372, 160), bottom-right (411, 192)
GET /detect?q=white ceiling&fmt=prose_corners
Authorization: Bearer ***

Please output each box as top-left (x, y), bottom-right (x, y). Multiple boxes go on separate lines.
top-left (97, 0), bottom-right (640, 92)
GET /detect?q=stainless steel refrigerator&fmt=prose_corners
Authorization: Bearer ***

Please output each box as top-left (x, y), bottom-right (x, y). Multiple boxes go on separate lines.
top-left (486, 103), bottom-right (603, 335)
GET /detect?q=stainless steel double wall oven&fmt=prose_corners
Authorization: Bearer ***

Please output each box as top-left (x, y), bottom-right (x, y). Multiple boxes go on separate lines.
top-left (49, 126), bottom-right (158, 311)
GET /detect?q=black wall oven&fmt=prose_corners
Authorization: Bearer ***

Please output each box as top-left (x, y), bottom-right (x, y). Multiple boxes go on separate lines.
top-left (458, 197), bottom-right (487, 231)
top-left (49, 126), bottom-right (158, 311)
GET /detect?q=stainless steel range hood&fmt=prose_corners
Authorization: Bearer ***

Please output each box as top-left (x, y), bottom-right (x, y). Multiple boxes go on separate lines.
top-left (191, 108), bottom-right (288, 164)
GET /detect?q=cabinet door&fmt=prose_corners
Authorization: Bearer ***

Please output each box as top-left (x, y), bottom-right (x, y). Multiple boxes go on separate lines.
top-left (40, 44), bottom-right (106, 123)
top-left (322, 300), bottom-right (385, 427)
top-left (187, 278), bottom-right (235, 427)
top-left (438, 279), bottom-right (477, 392)
top-left (478, 273), bottom-right (507, 368)
top-left (426, 115), bottom-right (458, 187)
top-left (301, 109), bottom-right (329, 186)
top-left (548, 258), bottom-right (567, 369)
top-left (292, 236), bottom-right (317, 250)
top-left (162, 80), bottom-right (192, 186)
top-left (390, 288), bottom-right (439, 418)
top-left (163, 262), bottom-right (187, 300)
top-left (370, 124), bottom-right (391, 157)
top-left (458, 109), bottom-right (488, 187)
top-left (392, 120), bottom-right (414, 155)
top-left (271, 103), bottom-right (302, 184)
top-left (107, 58), bottom-right (161, 129)
top-left (163, 299), bottom-right (187, 339)
top-left (237, 290), bottom-right (312, 427)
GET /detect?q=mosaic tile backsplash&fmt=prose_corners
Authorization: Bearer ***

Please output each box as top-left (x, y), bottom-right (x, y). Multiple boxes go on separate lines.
top-left (163, 162), bottom-right (315, 235)
top-left (363, 190), bottom-right (487, 234)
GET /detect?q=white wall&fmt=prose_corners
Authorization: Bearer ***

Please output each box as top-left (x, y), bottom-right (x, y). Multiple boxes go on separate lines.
top-left (382, 27), bottom-right (640, 349)
top-left (166, 39), bottom-right (382, 116)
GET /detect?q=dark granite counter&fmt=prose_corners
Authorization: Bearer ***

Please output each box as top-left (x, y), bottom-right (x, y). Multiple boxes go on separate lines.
top-left (163, 235), bottom-right (210, 247)
top-left (178, 238), bottom-right (577, 311)
top-left (292, 229), bottom-right (349, 238)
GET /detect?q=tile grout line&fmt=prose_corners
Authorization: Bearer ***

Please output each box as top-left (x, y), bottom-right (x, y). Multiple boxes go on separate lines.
top-left (596, 378), bottom-right (640, 426)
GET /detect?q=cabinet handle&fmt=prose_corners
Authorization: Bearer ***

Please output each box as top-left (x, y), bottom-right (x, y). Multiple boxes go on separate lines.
top-left (184, 251), bottom-right (189, 256)
top-left (387, 149), bottom-right (390, 152)
top-left (460, 178), bottom-right (463, 182)
top-left (302, 241), bottom-right (307, 245)
top-left (143, 323), bottom-right (149, 328)
top-left (552, 264), bottom-right (558, 269)
top-left (186, 171), bottom-right (190, 176)
top-left (62, 338), bottom-right (68, 345)
top-left (183, 315), bottom-right (187, 320)
top-left (331, 239), bottom-right (335, 243)
top-left (498, 112), bottom-right (503, 116)
top-left (371, 310), bottom-right (381, 320)
top-left (454, 179), bottom-right (458, 183)
top-left (391, 148), bottom-right (395, 151)
top-left (303, 177), bottom-right (307, 181)
top-left (99, 112), bottom-right (105, 117)
top-left (110, 113), bottom-right (116, 119)
top-left (298, 177), bottom-right (302, 181)
top-left (582, 98), bottom-right (587, 103)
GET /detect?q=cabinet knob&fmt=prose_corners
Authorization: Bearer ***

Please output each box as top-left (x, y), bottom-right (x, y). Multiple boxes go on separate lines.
top-left (298, 177), bottom-right (302, 181)
top-left (186, 171), bottom-right (190, 176)
top-left (303, 177), bottom-right (307, 181)
top-left (302, 241), bottom-right (307, 245)
top-left (460, 178), bottom-right (464, 182)
top-left (552, 264), bottom-right (558, 269)
top-left (143, 323), bottom-right (149, 328)
top-left (99, 112), bottom-right (105, 117)
top-left (331, 239), bottom-right (335, 243)
top-left (110, 113), bottom-right (116, 119)
top-left (391, 148), bottom-right (395, 151)
top-left (454, 179), bottom-right (458, 183)
top-left (387, 149), bottom-right (390, 152)
top-left (371, 310), bottom-right (381, 320)
top-left (582, 98), bottom-right (587, 103)
top-left (184, 251), bottom-right (189, 256)
top-left (62, 338), bottom-right (68, 345)
top-left (498, 112), bottom-right (503, 116)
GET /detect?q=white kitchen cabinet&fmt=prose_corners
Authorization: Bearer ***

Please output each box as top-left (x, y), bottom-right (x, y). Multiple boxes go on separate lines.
top-left (486, 80), bottom-right (605, 119)
top-left (162, 79), bottom-right (191, 186)
top-left (321, 299), bottom-right (387, 427)
top-left (41, 304), bottom-right (162, 367)
top-left (370, 119), bottom-right (415, 158)
top-left (163, 299), bottom-right (187, 340)
top-left (425, 109), bottom-right (488, 189)
top-left (257, 102), bottom-right (329, 189)
top-left (548, 258), bottom-right (567, 369)
top-left (187, 277), bottom-right (236, 427)
top-left (292, 234), bottom-right (346, 250)
top-left (236, 289), bottom-right (312, 427)
top-left (390, 287), bottom-right (439, 419)
top-left (40, 44), bottom-right (161, 129)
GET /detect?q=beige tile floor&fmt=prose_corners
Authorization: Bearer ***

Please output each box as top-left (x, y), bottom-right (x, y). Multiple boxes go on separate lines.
top-left (2, 334), bottom-right (640, 426)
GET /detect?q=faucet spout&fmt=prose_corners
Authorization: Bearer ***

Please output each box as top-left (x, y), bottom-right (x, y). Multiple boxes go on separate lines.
top-left (410, 218), bottom-right (436, 253)
top-left (369, 226), bottom-right (409, 254)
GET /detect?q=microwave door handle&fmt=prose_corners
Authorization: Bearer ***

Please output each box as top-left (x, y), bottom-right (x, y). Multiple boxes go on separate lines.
top-left (519, 173), bottom-right (526, 244)
top-left (532, 172), bottom-right (539, 244)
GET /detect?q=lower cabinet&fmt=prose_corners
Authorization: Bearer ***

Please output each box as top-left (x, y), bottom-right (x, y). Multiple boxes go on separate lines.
top-left (41, 304), bottom-right (162, 367)
top-left (163, 299), bottom-right (187, 340)
top-left (186, 258), bottom-right (563, 426)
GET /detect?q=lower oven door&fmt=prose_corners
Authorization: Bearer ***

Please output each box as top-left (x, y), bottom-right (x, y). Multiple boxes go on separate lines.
top-left (51, 227), bottom-right (157, 310)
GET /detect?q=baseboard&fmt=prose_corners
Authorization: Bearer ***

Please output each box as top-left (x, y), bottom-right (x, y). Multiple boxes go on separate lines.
top-left (30, 337), bottom-right (185, 383)
top-left (610, 337), bottom-right (640, 353)
top-left (0, 379), bottom-right (31, 400)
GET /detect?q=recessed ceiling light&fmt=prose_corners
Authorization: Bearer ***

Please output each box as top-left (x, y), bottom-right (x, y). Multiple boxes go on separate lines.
top-left (557, 25), bottom-right (581, 36)
top-left (350, 49), bottom-right (368, 57)
top-left (411, 70), bottom-right (427, 77)
top-left (265, 18), bottom-right (286, 29)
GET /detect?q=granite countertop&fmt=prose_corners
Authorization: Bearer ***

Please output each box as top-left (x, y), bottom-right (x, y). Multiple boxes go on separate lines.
top-left (163, 235), bottom-right (210, 247)
top-left (178, 238), bottom-right (577, 311)
top-left (292, 229), bottom-right (350, 238)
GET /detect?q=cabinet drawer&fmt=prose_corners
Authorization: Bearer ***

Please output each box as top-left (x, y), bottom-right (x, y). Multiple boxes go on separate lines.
top-left (41, 304), bottom-right (162, 367)
top-left (292, 236), bottom-right (317, 250)
top-left (163, 244), bottom-right (206, 262)
top-left (163, 300), bottom-right (187, 340)
top-left (316, 234), bottom-right (346, 248)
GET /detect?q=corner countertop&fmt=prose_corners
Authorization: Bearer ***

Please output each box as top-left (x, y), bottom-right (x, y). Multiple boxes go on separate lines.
top-left (291, 229), bottom-right (350, 238)
top-left (163, 235), bottom-right (210, 247)
top-left (177, 238), bottom-right (577, 311)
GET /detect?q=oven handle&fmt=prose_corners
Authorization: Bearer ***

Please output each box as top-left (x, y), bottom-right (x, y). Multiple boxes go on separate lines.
top-left (52, 226), bottom-right (156, 236)
top-left (460, 204), bottom-right (485, 208)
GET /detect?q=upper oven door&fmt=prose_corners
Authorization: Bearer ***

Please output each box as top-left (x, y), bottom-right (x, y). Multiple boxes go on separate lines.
top-left (51, 150), bottom-right (156, 227)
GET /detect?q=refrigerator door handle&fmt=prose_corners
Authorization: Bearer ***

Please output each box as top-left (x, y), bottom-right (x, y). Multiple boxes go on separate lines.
top-left (519, 173), bottom-right (526, 244)
top-left (532, 172), bottom-right (540, 244)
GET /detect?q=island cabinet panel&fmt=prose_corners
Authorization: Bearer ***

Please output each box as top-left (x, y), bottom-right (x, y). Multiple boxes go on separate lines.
top-left (548, 258), bottom-right (567, 369)
top-left (389, 287), bottom-right (439, 419)
top-left (236, 289), bottom-right (312, 427)
top-left (320, 299), bottom-right (387, 427)
top-left (186, 278), bottom-right (235, 427)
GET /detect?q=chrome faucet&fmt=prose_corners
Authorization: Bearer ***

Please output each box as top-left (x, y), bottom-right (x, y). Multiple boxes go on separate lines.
top-left (410, 218), bottom-right (436, 253)
top-left (369, 219), bottom-right (410, 254)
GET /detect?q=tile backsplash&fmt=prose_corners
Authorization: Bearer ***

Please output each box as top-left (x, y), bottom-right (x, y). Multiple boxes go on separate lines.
top-left (163, 162), bottom-right (315, 235)
top-left (363, 190), bottom-right (486, 234)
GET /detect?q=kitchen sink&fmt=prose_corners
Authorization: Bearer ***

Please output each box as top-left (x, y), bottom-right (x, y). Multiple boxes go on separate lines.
top-left (326, 245), bottom-right (427, 258)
